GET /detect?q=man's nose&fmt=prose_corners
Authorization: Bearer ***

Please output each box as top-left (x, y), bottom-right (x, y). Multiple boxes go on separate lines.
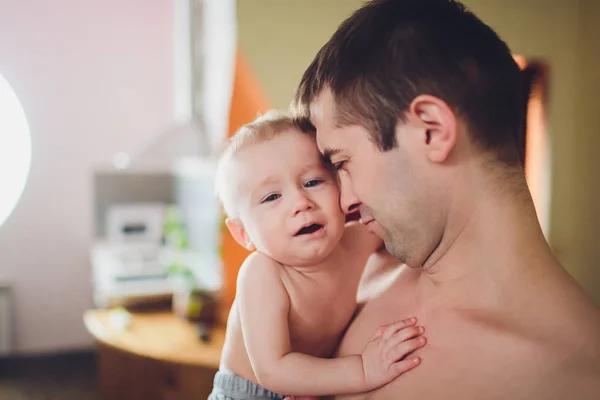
top-left (339, 174), bottom-right (361, 216)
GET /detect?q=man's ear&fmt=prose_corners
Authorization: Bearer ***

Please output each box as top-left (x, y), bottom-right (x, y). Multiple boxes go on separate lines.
top-left (409, 94), bottom-right (458, 163)
top-left (225, 218), bottom-right (256, 251)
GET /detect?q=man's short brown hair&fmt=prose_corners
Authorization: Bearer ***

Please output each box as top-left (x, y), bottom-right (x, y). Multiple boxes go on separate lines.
top-left (291, 0), bottom-right (525, 165)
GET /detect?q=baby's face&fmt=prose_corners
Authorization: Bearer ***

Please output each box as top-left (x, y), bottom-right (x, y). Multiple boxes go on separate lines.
top-left (229, 129), bottom-right (345, 266)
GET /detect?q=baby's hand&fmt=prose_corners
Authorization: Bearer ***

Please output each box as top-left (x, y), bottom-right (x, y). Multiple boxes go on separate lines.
top-left (361, 317), bottom-right (426, 390)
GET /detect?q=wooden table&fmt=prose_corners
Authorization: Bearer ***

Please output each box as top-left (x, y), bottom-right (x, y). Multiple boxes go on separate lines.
top-left (84, 309), bottom-right (225, 400)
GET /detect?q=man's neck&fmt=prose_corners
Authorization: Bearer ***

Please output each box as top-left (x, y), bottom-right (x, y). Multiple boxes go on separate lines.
top-left (419, 165), bottom-right (556, 294)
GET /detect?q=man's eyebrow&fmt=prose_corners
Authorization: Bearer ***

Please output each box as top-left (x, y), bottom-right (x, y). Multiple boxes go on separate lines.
top-left (321, 148), bottom-right (341, 164)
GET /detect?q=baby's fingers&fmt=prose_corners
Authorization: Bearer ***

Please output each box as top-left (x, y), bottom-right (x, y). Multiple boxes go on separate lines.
top-left (374, 317), bottom-right (417, 341)
top-left (387, 336), bottom-right (427, 365)
top-left (389, 356), bottom-right (422, 376)
top-left (385, 325), bottom-right (424, 349)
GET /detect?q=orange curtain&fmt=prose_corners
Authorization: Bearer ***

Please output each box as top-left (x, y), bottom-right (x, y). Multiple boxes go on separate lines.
top-left (220, 51), bottom-right (270, 313)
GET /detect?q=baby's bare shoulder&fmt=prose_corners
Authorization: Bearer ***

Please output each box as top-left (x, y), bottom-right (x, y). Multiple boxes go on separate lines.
top-left (340, 222), bottom-right (382, 257)
top-left (237, 252), bottom-right (284, 287)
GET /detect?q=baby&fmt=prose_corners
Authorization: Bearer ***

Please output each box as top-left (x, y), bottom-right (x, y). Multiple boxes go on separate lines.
top-left (210, 111), bottom-right (426, 399)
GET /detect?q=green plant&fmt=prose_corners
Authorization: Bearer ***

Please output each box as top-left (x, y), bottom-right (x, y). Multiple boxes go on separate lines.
top-left (163, 206), bottom-right (189, 250)
top-left (167, 261), bottom-right (197, 292)
top-left (163, 205), bottom-right (196, 292)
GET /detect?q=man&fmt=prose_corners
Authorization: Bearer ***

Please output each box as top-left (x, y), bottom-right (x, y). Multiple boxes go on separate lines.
top-left (290, 0), bottom-right (600, 399)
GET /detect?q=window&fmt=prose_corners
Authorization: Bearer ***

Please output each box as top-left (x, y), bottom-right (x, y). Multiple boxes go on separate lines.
top-left (0, 74), bottom-right (31, 228)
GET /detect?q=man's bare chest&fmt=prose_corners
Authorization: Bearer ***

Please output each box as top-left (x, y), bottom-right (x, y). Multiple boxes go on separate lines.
top-left (338, 274), bottom-right (421, 358)
top-left (336, 285), bottom-right (570, 400)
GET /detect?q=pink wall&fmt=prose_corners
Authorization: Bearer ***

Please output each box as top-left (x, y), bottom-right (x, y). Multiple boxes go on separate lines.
top-left (0, 0), bottom-right (175, 353)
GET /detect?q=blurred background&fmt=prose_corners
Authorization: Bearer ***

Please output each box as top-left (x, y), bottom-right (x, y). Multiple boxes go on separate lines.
top-left (0, 0), bottom-right (598, 398)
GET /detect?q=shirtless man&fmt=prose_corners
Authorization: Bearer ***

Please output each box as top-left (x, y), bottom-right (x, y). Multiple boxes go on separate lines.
top-left (290, 0), bottom-right (600, 398)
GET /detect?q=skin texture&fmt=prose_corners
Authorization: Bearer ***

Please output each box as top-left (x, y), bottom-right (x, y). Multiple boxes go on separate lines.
top-left (305, 88), bottom-right (600, 400)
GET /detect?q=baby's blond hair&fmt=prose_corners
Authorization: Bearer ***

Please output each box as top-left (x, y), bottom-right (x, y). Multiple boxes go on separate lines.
top-left (215, 110), bottom-right (305, 218)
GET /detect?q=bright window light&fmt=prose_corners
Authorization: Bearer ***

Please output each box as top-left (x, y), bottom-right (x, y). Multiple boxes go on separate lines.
top-left (0, 74), bottom-right (31, 228)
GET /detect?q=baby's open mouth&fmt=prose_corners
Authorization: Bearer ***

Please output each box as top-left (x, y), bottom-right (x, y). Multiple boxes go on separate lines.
top-left (295, 223), bottom-right (323, 236)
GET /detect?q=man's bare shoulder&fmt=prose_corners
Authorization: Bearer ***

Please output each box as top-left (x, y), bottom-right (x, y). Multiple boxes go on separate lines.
top-left (531, 265), bottom-right (600, 363)
top-left (541, 284), bottom-right (600, 377)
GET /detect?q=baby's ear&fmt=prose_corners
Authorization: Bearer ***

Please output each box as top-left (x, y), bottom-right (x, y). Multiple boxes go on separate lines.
top-left (225, 218), bottom-right (256, 251)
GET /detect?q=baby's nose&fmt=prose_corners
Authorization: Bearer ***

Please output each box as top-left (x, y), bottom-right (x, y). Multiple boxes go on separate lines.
top-left (292, 193), bottom-right (315, 215)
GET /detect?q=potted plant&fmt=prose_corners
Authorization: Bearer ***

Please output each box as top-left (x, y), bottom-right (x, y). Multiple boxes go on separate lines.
top-left (164, 206), bottom-right (217, 323)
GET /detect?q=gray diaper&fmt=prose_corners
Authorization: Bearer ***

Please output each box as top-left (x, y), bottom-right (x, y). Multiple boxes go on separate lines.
top-left (208, 368), bottom-right (286, 400)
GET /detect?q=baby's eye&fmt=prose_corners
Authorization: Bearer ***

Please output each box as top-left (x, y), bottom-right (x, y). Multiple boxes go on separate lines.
top-left (305, 179), bottom-right (323, 188)
top-left (261, 193), bottom-right (280, 203)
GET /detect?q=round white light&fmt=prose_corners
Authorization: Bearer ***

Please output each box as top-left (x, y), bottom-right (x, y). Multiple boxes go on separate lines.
top-left (0, 74), bottom-right (32, 228)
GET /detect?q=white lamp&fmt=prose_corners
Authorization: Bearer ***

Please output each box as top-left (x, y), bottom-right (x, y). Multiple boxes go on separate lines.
top-left (0, 73), bottom-right (31, 229)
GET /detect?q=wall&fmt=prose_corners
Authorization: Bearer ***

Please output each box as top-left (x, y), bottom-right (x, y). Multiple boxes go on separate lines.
top-left (237, 0), bottom-right (600, 304)
top-left (237, 0), bottom-right (362, 109)
top-left (0, 0), bottom-right (175, 353)
top-left (570, 0), bottom-right (600, 302)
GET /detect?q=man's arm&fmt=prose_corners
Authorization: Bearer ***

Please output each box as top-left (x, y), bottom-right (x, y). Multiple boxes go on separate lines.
top-left (237, 252), bottom-right (424, 396)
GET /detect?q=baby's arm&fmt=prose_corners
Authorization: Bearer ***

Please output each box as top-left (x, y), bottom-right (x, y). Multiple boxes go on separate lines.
top-left (237, 253), bottom-right (425, 397)
top-left (339, 221), bottom-right (388, 294)
top-left (343, 220), bottom-right (384, 259)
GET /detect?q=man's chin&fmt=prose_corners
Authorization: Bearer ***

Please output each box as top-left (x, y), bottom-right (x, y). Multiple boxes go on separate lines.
top-left (383, 239), bottom-right (409, 263)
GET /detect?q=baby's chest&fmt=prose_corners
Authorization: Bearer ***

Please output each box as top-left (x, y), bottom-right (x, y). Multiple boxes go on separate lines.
top-left (287, 289), bottom-right (358, 357)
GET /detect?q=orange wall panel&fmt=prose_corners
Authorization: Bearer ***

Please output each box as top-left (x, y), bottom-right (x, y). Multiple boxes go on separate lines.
top-left (220, 51), bottom-right (271, 311)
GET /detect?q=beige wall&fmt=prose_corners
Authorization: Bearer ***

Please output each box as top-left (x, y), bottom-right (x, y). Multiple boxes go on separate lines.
top-left (570, 0), bottom-right (600, 302)
top-left (238, 0), bottom-right (600, 303)
top-left (237, 0), bottom-right (363, 109)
